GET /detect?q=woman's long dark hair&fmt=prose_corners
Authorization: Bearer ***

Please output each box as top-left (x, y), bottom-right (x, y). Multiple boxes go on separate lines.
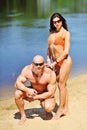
top-left (50, 13), bottom-right (68, 32)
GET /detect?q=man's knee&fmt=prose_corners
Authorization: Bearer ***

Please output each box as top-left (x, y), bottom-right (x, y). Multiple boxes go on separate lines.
top-left (14, 90), bottom-right (23, 99)
top-left (44, 103), bottom-right (55, 112)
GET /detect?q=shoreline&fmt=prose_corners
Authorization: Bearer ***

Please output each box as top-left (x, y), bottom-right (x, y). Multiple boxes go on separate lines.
top-left (0, 73), bottom-right (87, 101)
top-left (0, 86), bottom-right (15, 101)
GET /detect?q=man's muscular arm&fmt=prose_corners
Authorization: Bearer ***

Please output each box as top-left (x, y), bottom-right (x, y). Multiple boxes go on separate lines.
top-left (15, 66), bottom-right (28, 92)
top-left (15, 74), bottom-right (28, 92)
top-left (15, 66), bottom-right (38, 96)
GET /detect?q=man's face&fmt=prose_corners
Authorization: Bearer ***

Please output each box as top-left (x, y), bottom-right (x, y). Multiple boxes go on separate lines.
top-left (32, 61), bottom-right (44, 75)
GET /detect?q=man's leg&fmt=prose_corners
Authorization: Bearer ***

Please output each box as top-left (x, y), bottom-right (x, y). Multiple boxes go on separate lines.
top-left (41, 97), bottom-right (56, 113)
top-left (15, 90), bottom-right (27, 124)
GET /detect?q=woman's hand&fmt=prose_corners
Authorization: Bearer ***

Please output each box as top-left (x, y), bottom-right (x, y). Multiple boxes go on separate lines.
top-left (49, 62), bottom-right (56, 68)
top-left (45, 61), bottom-right (56, 70)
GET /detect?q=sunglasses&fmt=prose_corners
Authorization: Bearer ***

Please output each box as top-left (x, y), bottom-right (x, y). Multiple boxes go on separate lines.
top-left (53, 19), bottom-right (61, 24)
top-left (33, 62), bottom-right (44, 66)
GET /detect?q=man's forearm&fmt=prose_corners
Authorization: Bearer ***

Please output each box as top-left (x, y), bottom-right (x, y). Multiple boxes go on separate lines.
top-left (33, 91), bottom-right (53, 100)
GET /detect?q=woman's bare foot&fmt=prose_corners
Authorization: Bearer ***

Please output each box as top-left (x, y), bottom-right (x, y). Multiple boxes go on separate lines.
top-left (18, 116), bottom-right (27, 125)
top-left (52, 109), bottom-right (67, 120)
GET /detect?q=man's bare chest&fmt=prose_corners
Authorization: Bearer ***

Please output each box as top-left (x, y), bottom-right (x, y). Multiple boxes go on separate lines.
top-left (26, 70), bottom-right (49, 85)
top-left (30, 76), bottom-right (48, 85)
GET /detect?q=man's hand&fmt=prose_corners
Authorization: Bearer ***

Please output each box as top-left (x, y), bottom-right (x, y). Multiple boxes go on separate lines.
top-left (26, 88), bottom-right (38, 97)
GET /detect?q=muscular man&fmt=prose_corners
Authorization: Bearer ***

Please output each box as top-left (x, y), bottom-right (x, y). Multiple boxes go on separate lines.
top-left (14, 55), bottom-right (56, 124)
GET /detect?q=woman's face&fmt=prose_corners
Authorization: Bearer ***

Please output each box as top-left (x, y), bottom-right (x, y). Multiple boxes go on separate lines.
top-left (53, 17), bottom-right (62, 31)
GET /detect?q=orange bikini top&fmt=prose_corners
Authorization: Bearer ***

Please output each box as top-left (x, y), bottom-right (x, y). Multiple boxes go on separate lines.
top-left (48, 36), bottom-right (65, 47)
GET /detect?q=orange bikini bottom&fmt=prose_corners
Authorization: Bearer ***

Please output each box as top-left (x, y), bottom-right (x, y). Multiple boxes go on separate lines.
top-left (56, 60), bottom-right (63, 67)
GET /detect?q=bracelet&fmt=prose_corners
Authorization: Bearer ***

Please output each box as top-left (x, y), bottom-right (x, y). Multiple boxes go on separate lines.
top-left (47, 59), bottom-right (50, 62)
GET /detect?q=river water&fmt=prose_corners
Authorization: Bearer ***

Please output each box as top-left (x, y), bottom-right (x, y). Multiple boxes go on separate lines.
top-left (0, 0), bottom-right (87, 100)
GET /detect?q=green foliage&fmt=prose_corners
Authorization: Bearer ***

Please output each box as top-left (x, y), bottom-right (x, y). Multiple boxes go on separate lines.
top-left (0, 0), bottom-right (87, 20)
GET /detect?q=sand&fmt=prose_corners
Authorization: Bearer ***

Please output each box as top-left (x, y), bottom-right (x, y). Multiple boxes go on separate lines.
top-left (0, 74), bottom-right (87, 130)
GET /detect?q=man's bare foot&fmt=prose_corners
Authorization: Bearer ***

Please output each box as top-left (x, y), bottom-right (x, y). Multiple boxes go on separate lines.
top-left (52, 109), bottom-right (67, 120)
top-left (18, 117), bottom-right (27, 125)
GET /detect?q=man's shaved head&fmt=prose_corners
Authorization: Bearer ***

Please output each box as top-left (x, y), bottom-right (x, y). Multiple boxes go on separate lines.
top-left (33, 55), bottom-right (44, 63)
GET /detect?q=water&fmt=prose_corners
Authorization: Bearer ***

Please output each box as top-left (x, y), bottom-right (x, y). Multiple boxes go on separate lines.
top-left (68, 14), bottom-right (87, 75)
top-left (0, 0), bottom-right (87, 100)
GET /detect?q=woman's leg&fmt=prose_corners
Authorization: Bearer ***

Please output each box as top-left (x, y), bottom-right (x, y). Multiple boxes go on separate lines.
top-left (53, 57), bottom-right (72, 119)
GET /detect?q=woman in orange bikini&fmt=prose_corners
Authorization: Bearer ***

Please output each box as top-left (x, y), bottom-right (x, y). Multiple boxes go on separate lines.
top-left (47, 13), bottom-right (72, 119)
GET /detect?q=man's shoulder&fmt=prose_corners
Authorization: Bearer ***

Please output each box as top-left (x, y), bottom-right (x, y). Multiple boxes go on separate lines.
top-left (44, 66), bottom-right (55, 75)
top-left (22, 64), bottom-right (32, 72)
top-left (44, 67), bottom-right (56, 83)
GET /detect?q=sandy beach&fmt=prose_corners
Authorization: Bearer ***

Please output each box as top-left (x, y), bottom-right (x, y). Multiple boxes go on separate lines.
top-left (0, 74), bottom-right (87, 130)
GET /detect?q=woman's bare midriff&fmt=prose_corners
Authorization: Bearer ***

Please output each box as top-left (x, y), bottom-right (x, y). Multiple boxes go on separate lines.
top-left (49, 44), bottom-right (64, 60)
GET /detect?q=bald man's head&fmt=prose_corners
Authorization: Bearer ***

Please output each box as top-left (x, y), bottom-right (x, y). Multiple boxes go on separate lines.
top-left (33, 55), bottom-right (45, 64)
